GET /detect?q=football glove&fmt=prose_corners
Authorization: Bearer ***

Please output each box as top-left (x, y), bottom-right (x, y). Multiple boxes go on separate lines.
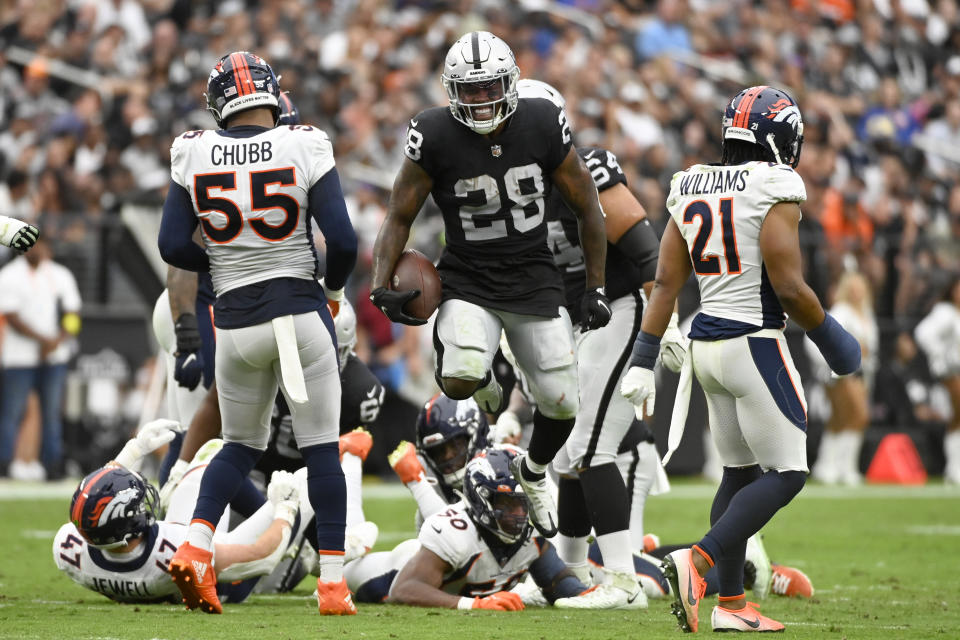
top-left (173, 313), bottom-right (204, 391)
top-left (580, 287), bottom-right (612, 331)
top-left (370, 286), bottom-right (426, 326)
top-left (158, 458), bottom-right (188, 517)
top-left (0, 217), bottom-right (39, 253)
top-left (620, 366), bottom-right (656, 418)
top-left (659, 312), bottom-right (687, 373)
top-left (472, 591), bottom-right (525, 611)
top-left (267, 470), bottom-right (300, 526)
top-left (113, 418), bottom-right (182, 468)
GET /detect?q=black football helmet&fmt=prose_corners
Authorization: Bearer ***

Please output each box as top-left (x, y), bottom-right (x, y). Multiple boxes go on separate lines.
top-left (70, 466), bottom-right (159, 549)
top-left (277, 92), bottom-right (300, 126)
top-left (415, 393), bottom-right (490, 491)
top-left (205, 51), bottom-right (282, 128)
top-left (721, 85), bottom-right (804, 168)
top-left (463, 446), bottom-right (531, 544)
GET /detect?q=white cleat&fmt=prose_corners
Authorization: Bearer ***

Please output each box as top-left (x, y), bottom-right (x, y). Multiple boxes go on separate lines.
top-left (745, 534), bottom-right (773, 600)
top-left (508, 453), bottom-right (558, 537)
top-left (510, 577), bottom-right (549, 607)
top-left (554, 570), bottom-right (648, 609)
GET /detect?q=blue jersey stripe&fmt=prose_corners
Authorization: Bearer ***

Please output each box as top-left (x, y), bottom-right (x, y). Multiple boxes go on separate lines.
top-left (746, 336), bottom-right (806, 431)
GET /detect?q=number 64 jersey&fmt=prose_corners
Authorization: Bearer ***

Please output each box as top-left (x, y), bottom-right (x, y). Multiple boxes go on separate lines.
top-left (666, 161), bottom-right (807, 339)
top-left (170, 124), bottom-right (335, 296)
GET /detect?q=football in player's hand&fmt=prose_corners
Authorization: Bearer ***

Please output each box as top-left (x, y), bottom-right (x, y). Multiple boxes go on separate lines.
top-left (391, 249), bottom-right (442, 320)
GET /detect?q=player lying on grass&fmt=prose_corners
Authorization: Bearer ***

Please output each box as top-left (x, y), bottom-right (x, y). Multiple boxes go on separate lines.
top-left (346, 446), bottom-right (597, 609)
top-left (53, 420), bottom-right (300, 604)
top-left (389, 394), bottom-right (813, 605)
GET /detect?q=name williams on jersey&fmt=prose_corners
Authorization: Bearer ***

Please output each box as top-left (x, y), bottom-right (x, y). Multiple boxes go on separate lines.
top-left (679, 168), bottom-right (748, 196)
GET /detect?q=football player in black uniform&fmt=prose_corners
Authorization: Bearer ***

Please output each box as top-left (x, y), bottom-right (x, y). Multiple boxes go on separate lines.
top-left (370, 31), bottom-right (610, 539)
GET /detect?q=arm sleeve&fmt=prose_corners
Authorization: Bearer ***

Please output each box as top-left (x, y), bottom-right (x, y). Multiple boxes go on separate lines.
top-left (615, 219), bottom-right (660, 282)
top-left (307, 168), bottom-right (357, 291)
top-left (158, 181), bottom-right (209, 272)
top-left (528, 539), bottom-right (587, 603)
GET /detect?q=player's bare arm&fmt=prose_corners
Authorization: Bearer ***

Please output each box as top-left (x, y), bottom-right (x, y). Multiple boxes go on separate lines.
top-left (640, 219), bottom-right (692, 337)
top-left (552, 148), bottom-right (606, 290)
top-left (758, 202), bottom-right (825, 330)
top-left (166, 266), bottom-right (198, 319)
top-left (372, 158), bottom-right (433, 290)
top-left (387, 547), bottom-right (461, 608)
top-left (213, 519), bottom-right (290, 570)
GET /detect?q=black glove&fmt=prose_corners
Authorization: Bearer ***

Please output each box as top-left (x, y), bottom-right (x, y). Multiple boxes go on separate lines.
top-left (173, 313), bottom-right (204, 391)
top-left (370, 287), bottom-right (427, 326)
top-left (580, 287), bottom-right (612, 331)
top-left (10, 223), bottom-right (39, 253)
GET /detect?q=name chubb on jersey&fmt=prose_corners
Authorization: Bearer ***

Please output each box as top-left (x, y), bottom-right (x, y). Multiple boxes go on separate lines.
top-left (679, 168), bottom-right (749, 196)
top-left (211, 140), bottom-right (273, 166)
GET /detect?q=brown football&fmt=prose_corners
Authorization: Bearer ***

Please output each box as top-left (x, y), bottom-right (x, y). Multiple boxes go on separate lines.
top-left (390, 249), bottom-right (442, 320)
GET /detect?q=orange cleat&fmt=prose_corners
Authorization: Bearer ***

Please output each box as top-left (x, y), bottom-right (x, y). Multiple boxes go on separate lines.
top-left (316, 578), bottom-right (357, 615)
top-left (642, 533), bottom-right (661, 553)
top-left (388, 441), bottom-right (425, 484)
top-left (168, 542), bottom-right (221, 614)
top-left (711, 602), bottom-right (785, 632)
top-left (771, 564), bottom-right (814, 598)
top-left (661, 548), bottom-right (707, 632)
top-left (339, 428), bottom-right (373, 462)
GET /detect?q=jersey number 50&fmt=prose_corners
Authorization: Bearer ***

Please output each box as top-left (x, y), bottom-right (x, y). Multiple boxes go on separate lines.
top-left (683, 198), bottom-right (741, 276)
top-left (194, 168), bottom-right (299, 244)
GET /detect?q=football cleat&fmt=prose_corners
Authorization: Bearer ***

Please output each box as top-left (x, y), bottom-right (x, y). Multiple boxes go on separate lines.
top-left (508, 452), bottom-right (558, 537)
top-left (662, 549), bottom-right (707, 633)
top-left (344, 521), bottom-right (379, 563)
top-left (316, 577), bottom-right (357, 615)
top-left (388, 441), bottom-right (425, 485)
top-left (745, 535), bottom-right (772, 600)
top-left (472, 374), bottom-right (503, 414)
top-left (568, 562), bottom-right (593, 587)
top-left (554, 570), bottom-right (648, 610)
top-left (339, 427), bottom-right (373, 462)
top-left (642, 533), bottom-right (661, 554)
top-left (771, 564), bottom-right (814, 598)
top-left (168, 542), bottom-right (221, 614)
top-left (510, 577), bottom-right (549, 607)
top-left (711, 602), bottom-right (785, 632)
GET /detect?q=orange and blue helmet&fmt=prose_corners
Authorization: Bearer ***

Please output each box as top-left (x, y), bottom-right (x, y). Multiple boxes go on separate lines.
top-left (205, 51), bottom-right (281, 128)
top-left (463, 446), bottom-right (530, 545)
top-left (415, 393), bottom-right (489, 494)
top-left (69, 466), bottom-right (158, 549)
top-left (722, 86), bottom-right (804, 168)
top-left (277, 93), bottom-right (300, 126)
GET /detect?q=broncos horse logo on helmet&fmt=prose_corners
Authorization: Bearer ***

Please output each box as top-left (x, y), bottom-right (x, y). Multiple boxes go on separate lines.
top-left (415, 393), bottom-right (490, 496)
top-left (206, 51), bottom-right (282, 128)
top-left (463, 446), bottom-right (531, 545)
top-left (721, 86), bottom-right (804, 168)
top-left (441, 31), bottom-right (521, 135)
top-left (70, 466), bottom-right (159, 549)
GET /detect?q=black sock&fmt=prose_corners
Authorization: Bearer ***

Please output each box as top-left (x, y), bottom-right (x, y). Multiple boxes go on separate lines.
top-left (557, 476), bottom-right (592, 537)
top-left (527, 410), bottom-right (574, 468)
top-left (579, 462), bottom-right (630, 535)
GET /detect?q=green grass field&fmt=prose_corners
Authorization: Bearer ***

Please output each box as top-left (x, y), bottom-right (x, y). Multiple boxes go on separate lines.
top-left (1, 479), bottom-right (958, 639)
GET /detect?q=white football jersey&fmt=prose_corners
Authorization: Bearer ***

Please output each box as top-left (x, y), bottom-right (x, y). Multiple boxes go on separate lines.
top-left (418, 503), bottom-right (539, 597)
top-left (53, 521), bottom-right (186, 603)
top-left (666, 161), bottom-right (806, 329)
top-left (170, 125), bottom-right (336, 296)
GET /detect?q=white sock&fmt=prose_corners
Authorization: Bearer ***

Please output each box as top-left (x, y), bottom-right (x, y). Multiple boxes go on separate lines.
top-left (944, 430), bottom-right (960, 471)
top-left (186, 521), bottom-right (215, 551)
top-left (595, 530), bottom-right (634, 575)
top-left (525, 457), bottom-right (548, 476)
top-left (813, 431), bottom-right (839, 481)
top-left (837, 430), bottom-right (863, 477)
top-left (341, 453), bottom-right (365, 527)
top-left (408, 478), bottom-right (448, 519)
top-left (555, 533), bottom-right (590, 566)
top-left (317, 553), bottom-right (344, 583)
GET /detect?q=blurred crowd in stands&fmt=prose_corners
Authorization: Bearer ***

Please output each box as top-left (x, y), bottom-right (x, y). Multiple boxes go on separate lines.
top-left (0, 0), bottom-right (957, 478)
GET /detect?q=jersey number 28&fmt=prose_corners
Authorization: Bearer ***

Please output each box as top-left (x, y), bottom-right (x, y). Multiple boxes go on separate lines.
top-left (454, 164), bottom-right (546, 241)
top-left (683, 198), bottom-right (741, 276)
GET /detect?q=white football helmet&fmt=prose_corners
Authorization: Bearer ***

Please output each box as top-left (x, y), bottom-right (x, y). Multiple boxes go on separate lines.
top-left (441, 31), bottom-right (520, 134)
top-left (516, 78), bottom-right (565, 109)
top-left (334, 298), bottom-right (357, 372)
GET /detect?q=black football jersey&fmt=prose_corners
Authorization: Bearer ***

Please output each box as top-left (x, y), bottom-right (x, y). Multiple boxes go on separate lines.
top-left (254, 354), bottom-right (385, 475)
top-left (545, 147), bottom-right (649, 324)
top-left (404, 98), bottom-right (573, 316)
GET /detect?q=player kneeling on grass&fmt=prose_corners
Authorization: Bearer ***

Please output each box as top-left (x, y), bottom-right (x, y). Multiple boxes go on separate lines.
top-left (53, 420), bottom-right (300, 605)
top-left (345, 447), bottom-right (596, 609)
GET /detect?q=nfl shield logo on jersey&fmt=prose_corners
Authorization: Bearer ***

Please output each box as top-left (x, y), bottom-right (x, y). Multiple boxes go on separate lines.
top-left (491, 145), bottom-right (502, 158)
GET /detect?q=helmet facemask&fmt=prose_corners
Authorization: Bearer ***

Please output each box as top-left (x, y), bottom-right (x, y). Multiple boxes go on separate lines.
top-left (443, 71), bottom-right (519, 134)
top-left (422, 432), bottom-right (471, 489)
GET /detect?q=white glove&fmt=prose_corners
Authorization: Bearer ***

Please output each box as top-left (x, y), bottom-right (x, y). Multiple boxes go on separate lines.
top-left (267, 470), bottom-right (300, 526)
top-left (158, 458), bottom-right (189, 517)
top-left (659, 313), bottom-right (687, 373)
top-left (0, 216), bottom-right (39, 252)
top-left (113, 419), bottom-right (182, 468)
top-left (620, 366), bottom-right (656, 418)
top-left (493, 411), bottom-right (522, 444)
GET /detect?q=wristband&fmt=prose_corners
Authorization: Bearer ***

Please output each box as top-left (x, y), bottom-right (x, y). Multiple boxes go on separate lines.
top-left (628, 331), bottom-right (661, 369)
top-left (457, 597), bottom-right (476, 610)
top-left (320, 278), bottom-right (344, 301)
top-left (805, 312), bottom-right (838, 345)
